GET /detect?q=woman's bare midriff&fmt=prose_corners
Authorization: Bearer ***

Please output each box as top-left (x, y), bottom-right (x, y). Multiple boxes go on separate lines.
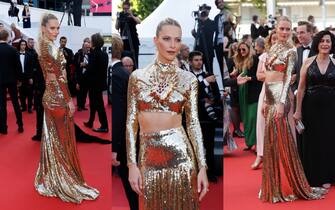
top-left (138, 112), bottom-right (182, 133)
top-left (265, 71), bottom-right (285, 83)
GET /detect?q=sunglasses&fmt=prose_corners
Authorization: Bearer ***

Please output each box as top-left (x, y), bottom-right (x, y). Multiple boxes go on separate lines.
top-left (238, 48), bottom-right (247, 52)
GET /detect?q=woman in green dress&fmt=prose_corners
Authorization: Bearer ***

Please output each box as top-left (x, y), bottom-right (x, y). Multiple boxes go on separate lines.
top-left (231, 41), bottom-right (262, 150)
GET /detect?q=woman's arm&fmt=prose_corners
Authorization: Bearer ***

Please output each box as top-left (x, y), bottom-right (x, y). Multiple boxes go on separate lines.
top-left (126, 73), bottom-right (139, 166)
top-left (279, 50), bottom-right (297, 104)
top-left (185, 76), bottom-right (207, 170)
top-left (256, 54), bottom-right (266, 81)
top-left (223, 37), bottom-right (229, 53)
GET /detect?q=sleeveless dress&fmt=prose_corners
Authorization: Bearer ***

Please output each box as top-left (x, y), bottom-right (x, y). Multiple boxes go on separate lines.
top-left (301, 57), bottom-right (335, 187)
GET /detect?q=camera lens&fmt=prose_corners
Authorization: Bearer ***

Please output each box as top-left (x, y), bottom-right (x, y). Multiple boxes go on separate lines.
top-left (200, 11), bottom-right (208, 17)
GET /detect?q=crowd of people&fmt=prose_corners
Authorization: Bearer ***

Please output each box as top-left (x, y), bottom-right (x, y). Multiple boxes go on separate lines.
top-left (7, 0), bottom-right (32, 28)
top-left (0, 24), bottom-right (109, 137)
top-left (0, 10), bottom-right (111, 203)
top-left (223, 11), bottom-right (335, 203)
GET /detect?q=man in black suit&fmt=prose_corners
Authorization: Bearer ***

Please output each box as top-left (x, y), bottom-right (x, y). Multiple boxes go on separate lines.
top-left (192, 4), bottom-right (216, 74)
top-left (189, 51), bottom-right (221, 182)
top-left (292, 21), bottom-right (315, 159)
top-left (84, 33), bottom-right (109, 133)
top-left (214, 0), bottom-right (224, 76)
top-left (292, 21), bottom-right (315, 95)
top-left (17, 39), bottom-right (34, 113)
top-left (74, 38), bottom-right (90, 111)
top-left (111, 34), bottom-right (138, 210)
top-left (250, 15), bottom-right (259, 41)
top-left (0, 29), bottom-right (23, 134)
top-left (27, 38), bottom-right (44, 140)
top-left (59, 36), bottom-right (76, 96)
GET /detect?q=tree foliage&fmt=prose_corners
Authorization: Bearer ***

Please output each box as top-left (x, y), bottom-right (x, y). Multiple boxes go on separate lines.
top-left (241, 0), bottom-right (267, 13)
top-left (119, 0), bottom-right (164, 20)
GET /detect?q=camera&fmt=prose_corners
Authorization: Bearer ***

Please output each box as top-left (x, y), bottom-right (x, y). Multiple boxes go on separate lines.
top-left (192, 4), bottom-right (211, 19)
top-left (117, 12), bottom-right (130, 23)
top-left (268, 15), bottom-right (276, 29)
top-left (204, 102), bottom-right (218, 121)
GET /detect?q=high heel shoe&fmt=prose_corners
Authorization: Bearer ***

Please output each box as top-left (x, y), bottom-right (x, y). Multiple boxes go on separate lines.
top-left (251, 156), bottom-right (263, 170)
top-left (233, 130), bottom-right (244, 138)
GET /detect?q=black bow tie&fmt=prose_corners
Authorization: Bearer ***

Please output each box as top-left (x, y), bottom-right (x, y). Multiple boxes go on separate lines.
top-left (20, 53), bottom-right (25, 55)
top-left (302, 46), bottom-right (310, 51)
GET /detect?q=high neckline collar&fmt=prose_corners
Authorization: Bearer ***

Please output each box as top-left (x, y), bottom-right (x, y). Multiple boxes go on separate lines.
top-left (155, 58), bottom-right (178, 73)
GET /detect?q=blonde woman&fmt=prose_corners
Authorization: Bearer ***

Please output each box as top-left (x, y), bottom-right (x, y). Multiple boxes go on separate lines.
top-left (34, 13), bottom-right (99, 203)
top-left (232, 41), bottom-right (262, 150)
top-left (126, 18), bottom-right (208, 209)
top-left (251, 30), bottom-right (277, 169)
top-left (259, 16), bottom-right (326, 203)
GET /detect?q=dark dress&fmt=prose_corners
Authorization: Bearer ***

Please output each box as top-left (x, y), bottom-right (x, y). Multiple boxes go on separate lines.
top-left (301, 58), bottom-right (335, 187)
top-left (22, 9), bottom-right (31, 28)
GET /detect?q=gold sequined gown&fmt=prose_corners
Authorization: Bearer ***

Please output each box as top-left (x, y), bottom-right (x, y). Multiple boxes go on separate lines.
top-left (126, 60), bottom-right (207, 210)
top-left (34, 38), bottom-right (99, 203)
top-left (259, 42), bottom-right (326, 203)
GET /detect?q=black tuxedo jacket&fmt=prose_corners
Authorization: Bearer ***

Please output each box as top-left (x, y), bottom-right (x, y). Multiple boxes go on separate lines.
top-left (74, 49), bottom-right (89, 85)
top-left (111, 62), bottom-right (130, 164)
top-left (190, 70), bottom-right (221, 121)
top-left (27, 48), bottom-right (44, 91)
top-left (0, 43), bottom-right (22, 85)
top-left (213, 13), bottom-right (222, 46)
top-left (292, 44), bottom-right (317, 91)
top-left (19, 52), bottom-right (34, 80)
top-left (86, 48), bottom-right (109, 91)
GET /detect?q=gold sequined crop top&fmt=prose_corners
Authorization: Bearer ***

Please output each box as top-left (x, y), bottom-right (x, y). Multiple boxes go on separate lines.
top-left (265, 42), bottom-right (297, 104)
top-left (38, 38), bottom-right (71, 104)
top-left (126, 60), bottom-right (207, 169)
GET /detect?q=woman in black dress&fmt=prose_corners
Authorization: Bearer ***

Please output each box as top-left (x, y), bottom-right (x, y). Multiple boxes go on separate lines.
top-left (22, 4), bottom-right (31, 28)
top-left (294, 30), bottom-right (335, 188)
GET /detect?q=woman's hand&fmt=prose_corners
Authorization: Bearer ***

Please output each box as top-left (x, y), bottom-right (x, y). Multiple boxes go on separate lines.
top-left (237, 74), bottom-right (251, 85)
top-left (293, 111), bottom-right (302, 122)
top-left (275, 103), bottom-right (284, 119)
top-left (68, 101), bottom-right (75, 116)
top-left (198, 167), bottom-right (209, 202)
top-left (128, 164), bottom-right (143, 195)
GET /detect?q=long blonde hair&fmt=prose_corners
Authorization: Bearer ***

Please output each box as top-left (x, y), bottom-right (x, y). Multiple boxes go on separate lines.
top-left (233, 41), bottom-right (254, 72)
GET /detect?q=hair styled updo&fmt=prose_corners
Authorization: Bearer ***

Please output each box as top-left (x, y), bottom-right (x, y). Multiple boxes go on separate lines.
top-left (155, 18), bottom-right (182, 37)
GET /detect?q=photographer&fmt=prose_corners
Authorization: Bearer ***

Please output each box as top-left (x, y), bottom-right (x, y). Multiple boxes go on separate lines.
top-left (115, 1), bottom-right (141, 68)
top-left (214, 0), bottom-right (224, 77)
top-left (192, 3), bottom-right (216, 74)
top-left (189, 51), bottom-right (221, 182)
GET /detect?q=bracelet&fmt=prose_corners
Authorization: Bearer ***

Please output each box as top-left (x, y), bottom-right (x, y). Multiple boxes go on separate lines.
top-left (127, 163), bottom-right (137, 168)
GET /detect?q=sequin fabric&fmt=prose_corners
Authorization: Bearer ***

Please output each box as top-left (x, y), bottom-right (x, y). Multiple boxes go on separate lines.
top-left (126, 60), bottom-right (207, 210)
top-left (34, 38), bottom-right (99, 203)
top-left (260, 43), bottom-right (327, 203)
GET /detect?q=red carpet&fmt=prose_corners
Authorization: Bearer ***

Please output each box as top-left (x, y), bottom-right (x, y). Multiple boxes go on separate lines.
top-left (112, 170), bottom-right (223, 209)
top-left (0, 98), bottom-right (111, 210)
top-left (224, 137), bottom-right (335, 210)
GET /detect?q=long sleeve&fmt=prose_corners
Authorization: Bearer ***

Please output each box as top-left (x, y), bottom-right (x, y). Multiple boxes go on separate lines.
top-left (280, 50), bottom-right (297, 104)
top-left (126, 73), bottom-right (139, 165)
top-left (185, 77), bottom-right (207, 169)
top-left (57, 51), bottom-right (72, 103)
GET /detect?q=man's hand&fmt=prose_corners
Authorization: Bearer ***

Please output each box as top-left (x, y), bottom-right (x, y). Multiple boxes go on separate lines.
top-left (205, 75), bottom-right (216, 83)
top-left (112, 152), bottom-right (120, 166)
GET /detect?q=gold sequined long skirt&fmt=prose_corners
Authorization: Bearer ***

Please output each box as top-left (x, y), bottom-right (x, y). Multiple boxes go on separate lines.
top-left (259, 81), bottom-right (326, 203)
top-left (139, 127), bottom-right (199, 210)
top-left (34, 88), bottom-right (99, 203)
